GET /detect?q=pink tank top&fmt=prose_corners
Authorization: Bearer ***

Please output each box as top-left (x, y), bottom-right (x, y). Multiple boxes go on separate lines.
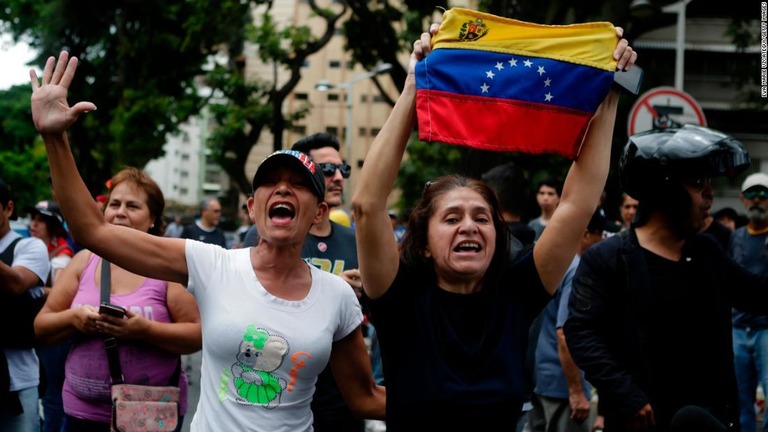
top-left (62, 254), bottom-right (189, 423)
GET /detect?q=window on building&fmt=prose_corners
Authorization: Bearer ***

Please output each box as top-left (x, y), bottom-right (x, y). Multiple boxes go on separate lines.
top-left (180, 171), bottom-right (189, 179)
top-left (358, 127), bottom-right (367, 137)
top-left (373, 94), bottom-right (386, 103)
top-left (326, 126), bottom-right (339, 137)
top-left (181, 153), bottom-right (190, 161)
top-left (180, 187), bottom-right (188, 196)
top-left (329, 60), bottom-right (341, 68)
top-left (360, 95), bottom-right (368, 103)
top-left (327, 93), bottom-right (339, 102)
top-left (295, 92), bottom-right (308, 100)
top-left (371, 128), bottom-right (381, 136)
top-left (292, 125), bottom-right (307, 135)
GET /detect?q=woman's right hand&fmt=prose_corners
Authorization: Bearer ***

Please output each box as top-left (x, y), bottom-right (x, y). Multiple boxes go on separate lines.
top-left (72, 304), bottom-right (102, 336)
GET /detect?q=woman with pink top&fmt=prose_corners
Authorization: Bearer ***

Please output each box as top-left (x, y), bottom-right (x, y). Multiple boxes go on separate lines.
top-left (34, 168), bottom-right (202, 431)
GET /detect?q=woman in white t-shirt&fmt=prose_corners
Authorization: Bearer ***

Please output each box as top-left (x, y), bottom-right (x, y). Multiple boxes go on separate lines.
top-left (30, 51), bottom-right (384, 432)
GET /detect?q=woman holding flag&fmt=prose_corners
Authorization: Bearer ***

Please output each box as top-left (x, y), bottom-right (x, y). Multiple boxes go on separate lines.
top-left (352, 16), bottom-right (636, 431)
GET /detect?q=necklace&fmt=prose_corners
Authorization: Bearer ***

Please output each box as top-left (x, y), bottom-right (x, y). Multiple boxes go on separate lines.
top-left (747, 225), bottom-right (768, 235)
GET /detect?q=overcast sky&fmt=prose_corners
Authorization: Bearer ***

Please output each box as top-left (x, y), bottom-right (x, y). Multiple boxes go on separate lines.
top-left (0, 34), bottom-right (39, 91)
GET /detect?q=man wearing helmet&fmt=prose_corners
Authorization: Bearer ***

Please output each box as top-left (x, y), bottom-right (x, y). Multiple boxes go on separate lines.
top-left (564, 125), bottom-right (768, 431)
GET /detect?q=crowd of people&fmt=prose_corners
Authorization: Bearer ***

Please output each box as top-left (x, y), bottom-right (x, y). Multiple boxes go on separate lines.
top-left (0, 14), bottom-right (764, 432)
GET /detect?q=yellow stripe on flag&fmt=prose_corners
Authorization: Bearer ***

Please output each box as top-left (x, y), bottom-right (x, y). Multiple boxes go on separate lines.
top-left (432, 8), bottom-right (618, 72)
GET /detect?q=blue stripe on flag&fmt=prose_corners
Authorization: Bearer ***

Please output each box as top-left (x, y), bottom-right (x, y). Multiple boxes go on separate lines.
top-left (416, 48), bottom-right (613, 113)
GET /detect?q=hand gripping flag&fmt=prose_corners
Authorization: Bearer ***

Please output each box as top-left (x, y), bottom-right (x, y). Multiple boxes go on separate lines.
top-left (415, 8), bottom-right (618, 159)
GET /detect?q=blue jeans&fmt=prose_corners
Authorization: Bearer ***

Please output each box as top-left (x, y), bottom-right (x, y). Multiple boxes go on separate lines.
top-left (0, 386), bottom-right (40, 432)
top-left (39, 341), bottom-right (72, 432)
top-left (733, 326), bottom-right (768, 432)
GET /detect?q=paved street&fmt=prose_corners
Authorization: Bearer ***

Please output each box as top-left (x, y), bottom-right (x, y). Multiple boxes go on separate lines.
top-left (181, 351), bottom-right (201, 432)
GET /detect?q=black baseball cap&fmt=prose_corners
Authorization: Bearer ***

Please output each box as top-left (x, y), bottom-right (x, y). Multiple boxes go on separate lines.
top-left (25, 200), bottom-right (65, 228)
top-left (252, 150), bottom-right (325, 201)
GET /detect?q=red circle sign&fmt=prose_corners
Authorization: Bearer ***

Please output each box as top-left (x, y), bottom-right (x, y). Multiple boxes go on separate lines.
top-left (628, 86), bottom-right (707, 136)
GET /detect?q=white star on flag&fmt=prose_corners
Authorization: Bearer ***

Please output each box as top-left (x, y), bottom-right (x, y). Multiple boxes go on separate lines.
top-left (476, 55), bottom-right (559, 104)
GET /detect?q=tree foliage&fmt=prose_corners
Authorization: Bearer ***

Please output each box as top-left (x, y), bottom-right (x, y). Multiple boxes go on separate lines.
top-left (0, 84), bottom-right (50, 208)
top-left (0, 0), bottom-right (252, 197)
top-left (206, 0), bottom-right (347, 195)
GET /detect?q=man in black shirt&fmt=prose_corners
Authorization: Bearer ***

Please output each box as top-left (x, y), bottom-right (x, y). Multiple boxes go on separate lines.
top-left (291, 133), bottom-right (369, 432)
top-left (181, 197), bottom-right (226, 248)
top-left (565, 126), bottom-right (768, 432)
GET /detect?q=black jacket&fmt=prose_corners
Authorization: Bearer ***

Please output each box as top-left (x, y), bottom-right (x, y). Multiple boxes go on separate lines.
top-left (564, 230), bottom-right (768, 431)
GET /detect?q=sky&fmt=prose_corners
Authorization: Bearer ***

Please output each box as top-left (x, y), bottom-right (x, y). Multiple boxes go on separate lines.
top-left (0, 34), bottom-right (40, 91)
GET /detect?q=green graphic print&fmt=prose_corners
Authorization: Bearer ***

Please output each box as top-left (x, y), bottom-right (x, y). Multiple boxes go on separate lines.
top-left (230, 325), bottom-right (289, 409)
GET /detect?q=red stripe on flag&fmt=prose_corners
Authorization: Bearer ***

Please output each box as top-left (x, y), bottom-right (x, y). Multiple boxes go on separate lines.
top-left (416, 89), bottom-right (592, 159)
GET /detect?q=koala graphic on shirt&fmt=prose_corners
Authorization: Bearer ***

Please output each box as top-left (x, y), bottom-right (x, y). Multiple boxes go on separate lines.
top-left (230, 325), bottom-right (289, 409)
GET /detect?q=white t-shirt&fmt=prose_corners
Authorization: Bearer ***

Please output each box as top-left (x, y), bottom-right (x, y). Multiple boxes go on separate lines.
top-left (185, 240), bottom-right (363, 432)
top-left (1, 231), bottom-right (49, 391)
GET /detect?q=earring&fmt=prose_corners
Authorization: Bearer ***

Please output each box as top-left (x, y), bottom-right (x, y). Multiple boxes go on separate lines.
top-left (150, 224), bottom-right (155, 229)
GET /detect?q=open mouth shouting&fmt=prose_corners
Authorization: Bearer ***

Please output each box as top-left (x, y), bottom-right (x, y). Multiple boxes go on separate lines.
top-left (269, 202), bottom-right (296, 226)
top-left (453, 241), bottom-right (482, 253)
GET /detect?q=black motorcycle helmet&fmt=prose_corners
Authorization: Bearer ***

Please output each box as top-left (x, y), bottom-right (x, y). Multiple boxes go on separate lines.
top-left (620, 125), bottom-right (750, 202)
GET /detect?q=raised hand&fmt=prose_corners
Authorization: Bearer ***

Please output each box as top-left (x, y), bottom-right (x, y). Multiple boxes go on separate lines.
top-left (408, 22), bottom-right (440, 75)
top-left (30, 51), bottom-right (97, 136)
top-left (613, 27), bottom-right (637, 71)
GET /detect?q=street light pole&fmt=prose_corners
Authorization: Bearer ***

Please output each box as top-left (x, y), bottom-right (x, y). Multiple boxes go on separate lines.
top-left (315, 62), bottom-right (393, 165)
top-left (343, 83), bottom-right (354, 165)
top-left (662, 0), bottom-right (692, 91)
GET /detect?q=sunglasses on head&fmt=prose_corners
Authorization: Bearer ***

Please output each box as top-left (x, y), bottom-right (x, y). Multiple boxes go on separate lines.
top-left (318, 163), bottom-right (351, 178)
top-left (743, 189), bottom-right (768, 200)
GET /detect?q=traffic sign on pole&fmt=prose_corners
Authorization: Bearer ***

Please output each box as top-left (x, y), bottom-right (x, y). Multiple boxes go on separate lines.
top-left (628, 86), bottom-right (706, 136)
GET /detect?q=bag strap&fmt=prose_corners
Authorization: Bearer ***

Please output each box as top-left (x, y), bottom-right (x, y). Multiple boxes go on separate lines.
top-left (0, 237), bottom-right (22, 266)
top-left (101, 258), bottom-right (182, 387)
top-left (101, 259), bottom-right (125, 385)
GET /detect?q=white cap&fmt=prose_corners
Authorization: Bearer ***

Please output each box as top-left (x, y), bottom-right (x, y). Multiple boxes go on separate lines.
top-left (741, 173), bottom-right (768, 192)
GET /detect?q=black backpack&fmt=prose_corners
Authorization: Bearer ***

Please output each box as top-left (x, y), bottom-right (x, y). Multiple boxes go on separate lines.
top-left (0, 237), bottom-right (45, 348)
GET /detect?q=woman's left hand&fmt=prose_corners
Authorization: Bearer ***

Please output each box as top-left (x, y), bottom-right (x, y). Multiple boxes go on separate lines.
top-left (95, 308), bottom-right (149, 339)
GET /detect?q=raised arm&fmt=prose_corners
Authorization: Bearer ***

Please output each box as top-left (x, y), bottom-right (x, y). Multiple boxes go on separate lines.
top-left (533, 31), bottom-right (636, 294)
top-left (352, 25), bottom-right (438, 300)
top-left (30, 52), bottom-right (188, 284)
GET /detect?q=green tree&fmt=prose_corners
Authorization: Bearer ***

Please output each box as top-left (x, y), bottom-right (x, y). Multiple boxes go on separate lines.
top-left (206, 0), bottom-right (347, 194)
top-left (0, 0), bottom-right (252, 197)
top-left (0, 84), bottom-right (50, 209)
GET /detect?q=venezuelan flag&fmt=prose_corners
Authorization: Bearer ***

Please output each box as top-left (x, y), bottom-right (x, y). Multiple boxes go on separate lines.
top-left (416, 8), bottom-right (618, 159)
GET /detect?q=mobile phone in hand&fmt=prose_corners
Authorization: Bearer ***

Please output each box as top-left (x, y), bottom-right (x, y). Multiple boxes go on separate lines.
top-left (99, 303), bottom-right (126, 318)
top-left (613, 64), bottom-right (644, 95)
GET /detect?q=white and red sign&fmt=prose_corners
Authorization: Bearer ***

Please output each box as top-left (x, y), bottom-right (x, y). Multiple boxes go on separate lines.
top-left (628, 86), bottom-right (707, 136)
